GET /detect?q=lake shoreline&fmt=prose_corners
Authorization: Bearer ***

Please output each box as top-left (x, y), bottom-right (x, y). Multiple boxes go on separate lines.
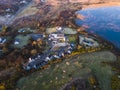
top-left (76, 4), bottom-right (120, 55)
top-left (86, 31), bottom-right (120, 55)
top-left (82, 2), bottom-right (120, 10)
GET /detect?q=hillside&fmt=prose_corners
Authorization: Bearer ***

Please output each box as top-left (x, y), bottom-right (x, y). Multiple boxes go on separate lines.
top-left (17, 51), bottom-right (116, 90)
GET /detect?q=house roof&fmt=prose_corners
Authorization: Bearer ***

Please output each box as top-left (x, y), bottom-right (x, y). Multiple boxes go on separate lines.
top-left (28, 58), bottom-right (45, 67)
top-left (28, 51), bottom-right (51, 66)
top-left (0, 38), bottom-right (6, 44)
top-left (52, 32), bottom-right (63, 34)
top-left (31, 34), bottom-right (45, 41)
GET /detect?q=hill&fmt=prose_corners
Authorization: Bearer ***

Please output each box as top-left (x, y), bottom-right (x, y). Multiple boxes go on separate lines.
top-left (17, 51), bottom-right (116, 90)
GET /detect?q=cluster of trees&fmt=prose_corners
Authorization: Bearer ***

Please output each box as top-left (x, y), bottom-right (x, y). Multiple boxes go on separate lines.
top-left (21, 38), bottom-right (46, 59)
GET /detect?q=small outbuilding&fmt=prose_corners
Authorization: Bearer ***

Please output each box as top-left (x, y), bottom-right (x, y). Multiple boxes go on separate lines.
top-left (0, 38), bottom-right (6, 44)
top-left (31, 34), bottom-right (45, 41)
top-left (79, 35), bottom-right (99, 47)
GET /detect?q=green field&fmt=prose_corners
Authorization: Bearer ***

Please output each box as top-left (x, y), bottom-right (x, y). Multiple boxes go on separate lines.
top-left (12, 35), bottom-right (30, 49)
top-left (17, 51), bottom-right (116, 90)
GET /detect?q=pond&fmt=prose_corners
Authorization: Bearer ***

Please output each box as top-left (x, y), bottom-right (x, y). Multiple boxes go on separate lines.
top-left (75, 6), bottom-right (120, 49)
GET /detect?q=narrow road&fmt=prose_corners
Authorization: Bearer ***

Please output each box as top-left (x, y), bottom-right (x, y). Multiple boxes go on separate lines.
top-left (5, 0), bottom-right (34, 25)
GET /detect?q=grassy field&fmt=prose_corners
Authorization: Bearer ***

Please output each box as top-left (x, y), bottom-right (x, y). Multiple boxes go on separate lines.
top-left (12, 35), bottom-right (31, 48)
top-left (17, 51), bottom-right (116, 90)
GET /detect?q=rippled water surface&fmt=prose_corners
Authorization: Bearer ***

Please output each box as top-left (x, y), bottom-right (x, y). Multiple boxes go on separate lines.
top-left (75, 6), bottom-right (120, 48)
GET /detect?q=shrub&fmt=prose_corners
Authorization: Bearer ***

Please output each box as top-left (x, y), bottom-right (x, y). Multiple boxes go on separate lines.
top-left (89, 76), bottom-right (96, 85)
top-left (0, 84), bottom-right (5, 90)
top-left (111, 74), bottom-right (120, 90)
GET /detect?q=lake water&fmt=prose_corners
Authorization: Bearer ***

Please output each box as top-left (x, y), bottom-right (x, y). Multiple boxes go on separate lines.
top-left (75, 6), bottom-right (120, 49)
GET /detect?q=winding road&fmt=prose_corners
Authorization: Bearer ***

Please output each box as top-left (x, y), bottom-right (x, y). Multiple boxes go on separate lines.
top-left (2, 0), bottom-right (34, 25)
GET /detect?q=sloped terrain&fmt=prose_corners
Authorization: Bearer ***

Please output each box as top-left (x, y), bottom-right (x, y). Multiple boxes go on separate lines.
top-left (17, 51), bottom-right (116, 90)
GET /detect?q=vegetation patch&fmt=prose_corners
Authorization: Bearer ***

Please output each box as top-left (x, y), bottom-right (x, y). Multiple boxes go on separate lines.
top-left (67, 34), bottom-right (77, 44)
top-left (89, 62), bottom-right (113, 90)
top-left (63, 27), bottom-right (77, 35)
top-left (111, 74), bottom-right (120, 90)
top-left (12, 35), bottom-right (30, 49)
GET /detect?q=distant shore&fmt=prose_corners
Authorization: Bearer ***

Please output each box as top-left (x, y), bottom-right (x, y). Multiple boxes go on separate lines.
top-left (82, 2), bottom-right (120, 9)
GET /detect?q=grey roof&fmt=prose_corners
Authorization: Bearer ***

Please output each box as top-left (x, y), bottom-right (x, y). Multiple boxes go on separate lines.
top-left (28, 54), bottom-right (47, 67)
top-left (31, 34), bottom-right (44, 41)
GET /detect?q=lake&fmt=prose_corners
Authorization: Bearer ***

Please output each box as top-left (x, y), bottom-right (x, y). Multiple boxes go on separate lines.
top-left (75, 6), bottom-right (120, 49)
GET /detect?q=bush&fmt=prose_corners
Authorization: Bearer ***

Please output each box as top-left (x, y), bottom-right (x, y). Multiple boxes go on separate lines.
top-left (0, 84), bottom-right (5, 90)
top-left (111, 74), bottom-right (120, 90)
top-left (88, 76), bottom-right (96, 85)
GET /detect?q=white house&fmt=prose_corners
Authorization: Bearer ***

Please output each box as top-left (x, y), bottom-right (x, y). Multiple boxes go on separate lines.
top-left (52, 41), bottom-right (68, 47)
top-left (14, 40), bottom-right (20, 45)
top-left (49, 33), bottom-right (66, 41)
top-left (20, 0), bottom-right (27, 4)
top-left (0, 38), bottom-right (7, 44)
top-left (56, 26), bottom-right (63, 32)
top-left (79, 35), bottom-right (99, 47)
